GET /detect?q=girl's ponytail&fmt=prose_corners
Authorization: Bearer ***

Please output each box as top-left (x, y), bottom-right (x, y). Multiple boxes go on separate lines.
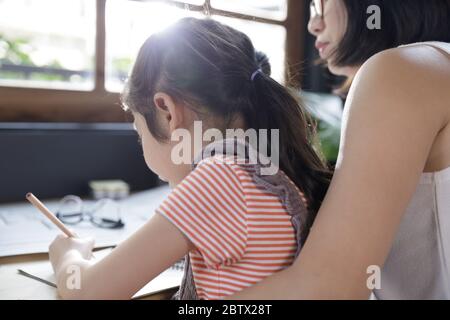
top-left (246, 52), bottom-right (332, 235)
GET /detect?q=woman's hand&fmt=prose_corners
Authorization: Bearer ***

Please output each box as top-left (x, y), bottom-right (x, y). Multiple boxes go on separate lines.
top-left (49, 234), bottom-right (95, 274)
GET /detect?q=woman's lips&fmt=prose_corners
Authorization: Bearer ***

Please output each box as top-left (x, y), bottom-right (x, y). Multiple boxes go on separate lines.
top-left (315, 41), bottom-right (330, 57)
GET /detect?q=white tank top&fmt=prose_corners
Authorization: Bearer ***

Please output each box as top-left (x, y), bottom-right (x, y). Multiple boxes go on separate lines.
top-left (373, 42), bottom-right (450, 299)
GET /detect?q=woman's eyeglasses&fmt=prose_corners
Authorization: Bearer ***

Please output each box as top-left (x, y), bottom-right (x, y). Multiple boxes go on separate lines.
top-left (310, 0), bottom-right (324, 18)
top-left (56, 195), bottom-right (124, 229)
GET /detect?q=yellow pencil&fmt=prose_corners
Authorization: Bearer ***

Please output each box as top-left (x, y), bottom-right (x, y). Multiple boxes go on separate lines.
top-left (26, 192), bottom-right (76, 238)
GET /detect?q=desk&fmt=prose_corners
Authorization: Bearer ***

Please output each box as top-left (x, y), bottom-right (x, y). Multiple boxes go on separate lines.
top-left (0, 186), bottom-right (178, 300)
top-left (0, 253), bottom-right (178, 300)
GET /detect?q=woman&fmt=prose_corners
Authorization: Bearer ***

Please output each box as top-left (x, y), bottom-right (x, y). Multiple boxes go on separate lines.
top-left (229, 0), bottom-right (450, 299)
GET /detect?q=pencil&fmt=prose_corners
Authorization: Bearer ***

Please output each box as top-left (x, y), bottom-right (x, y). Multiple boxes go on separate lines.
top-left (26, 192), bottom-right (76, 238)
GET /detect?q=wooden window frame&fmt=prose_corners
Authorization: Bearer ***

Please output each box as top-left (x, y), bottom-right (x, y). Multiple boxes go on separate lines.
top-left (0, 0), bottom-right (305, 122)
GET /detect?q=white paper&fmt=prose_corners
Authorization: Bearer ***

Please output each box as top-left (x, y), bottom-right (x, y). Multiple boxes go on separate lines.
top-left (0, 186), bottom-right (171, 257)
top-left (19, 248), bottom-right (183, 299)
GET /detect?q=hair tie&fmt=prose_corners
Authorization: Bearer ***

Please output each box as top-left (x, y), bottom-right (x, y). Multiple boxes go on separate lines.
top-left (250, 68), bottom-right (263, 81)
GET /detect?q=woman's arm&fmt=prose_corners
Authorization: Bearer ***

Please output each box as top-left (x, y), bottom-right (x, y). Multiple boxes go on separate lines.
top-left (50, 213), bottom-right (193, 299)
top-left (228, 47), bottom-right (448, 299)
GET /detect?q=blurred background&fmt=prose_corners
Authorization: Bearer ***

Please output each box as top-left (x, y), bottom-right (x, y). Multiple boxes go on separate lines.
top-left (0, 0), bottom-right (343, 203)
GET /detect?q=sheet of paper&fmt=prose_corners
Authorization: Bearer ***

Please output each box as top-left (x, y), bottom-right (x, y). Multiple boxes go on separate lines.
top-left (18, 248), bottom-right (183, 299)
top-left (0, 186), bottom-right (171, 257)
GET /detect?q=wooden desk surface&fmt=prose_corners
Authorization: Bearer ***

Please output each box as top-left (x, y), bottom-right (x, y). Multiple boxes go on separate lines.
top-left (0, 253), bottom-right (178, 300)
top-left (0, 186), bottom-right (177, 300)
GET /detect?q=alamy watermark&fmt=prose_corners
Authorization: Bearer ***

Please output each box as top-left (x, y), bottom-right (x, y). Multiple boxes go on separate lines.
top-left (66, 264), bottom-right (81, 290)
top-left (367, 5), bottom-right (381, 30)
top-left (170, 121), bottom-right (280, 175)
top-left (367, 265), bottom-right (381, 290)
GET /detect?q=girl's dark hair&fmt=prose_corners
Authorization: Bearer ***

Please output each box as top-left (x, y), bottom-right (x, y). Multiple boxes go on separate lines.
top-left (332, 0), bottom-right (450, 67)
top-left (122, 17), bottom-right (332, 239)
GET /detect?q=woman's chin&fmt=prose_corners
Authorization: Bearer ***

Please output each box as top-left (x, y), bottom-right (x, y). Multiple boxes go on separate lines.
top-left (327, 63), bottom-right (358, 78)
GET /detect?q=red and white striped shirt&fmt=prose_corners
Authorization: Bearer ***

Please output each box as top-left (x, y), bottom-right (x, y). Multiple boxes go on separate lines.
top-left (157, 155), bottom-right (298, 300)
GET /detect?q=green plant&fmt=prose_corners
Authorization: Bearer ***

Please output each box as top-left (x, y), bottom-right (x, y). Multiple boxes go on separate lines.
top-left (300, 91), bottom-right (342, 164)
top-left (0, 33), bottom-right (34, 66)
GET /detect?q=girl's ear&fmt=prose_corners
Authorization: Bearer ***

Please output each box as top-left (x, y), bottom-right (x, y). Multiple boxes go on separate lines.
top-left (153, 92), bottom-right (184, 134)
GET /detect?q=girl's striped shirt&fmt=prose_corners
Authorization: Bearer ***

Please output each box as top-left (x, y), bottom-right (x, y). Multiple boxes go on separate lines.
top-left (156, 154), bottom-right (298, 300)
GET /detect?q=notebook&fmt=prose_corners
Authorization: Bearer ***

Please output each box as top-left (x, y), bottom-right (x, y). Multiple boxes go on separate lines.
top-left (0, 186), bottom-right (172, 257)
top-left (17, 248), bottom-right (184, 299)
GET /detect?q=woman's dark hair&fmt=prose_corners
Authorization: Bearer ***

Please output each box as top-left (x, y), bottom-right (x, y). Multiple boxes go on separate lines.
top-left (332, 0), bottom-right (450, 67)
top-left (122, 17), bottom-right (332, 240)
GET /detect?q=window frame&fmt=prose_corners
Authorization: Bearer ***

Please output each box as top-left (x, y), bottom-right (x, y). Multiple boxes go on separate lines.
top-left (0, 0), bottom-right (305, 122)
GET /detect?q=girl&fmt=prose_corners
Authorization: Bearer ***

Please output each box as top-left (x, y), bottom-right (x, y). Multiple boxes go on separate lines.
top-left (228, 0), bottom-right (450, 299)
top-left (48, 17), bottom-right (331, 300)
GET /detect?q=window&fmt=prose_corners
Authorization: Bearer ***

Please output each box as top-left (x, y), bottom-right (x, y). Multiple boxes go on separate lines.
top-left (212, 15), bottom-right (286, 83)
top-left (0, 0), bottom-right (304, 122)
top-left (105, 0), bottom-right (201, 92)
top-left (0, 0), bottom-right (96, 90)
top-left (106, 0), bottom-right (287, 92)
top-left (211, 0), bottom-right (287, 20)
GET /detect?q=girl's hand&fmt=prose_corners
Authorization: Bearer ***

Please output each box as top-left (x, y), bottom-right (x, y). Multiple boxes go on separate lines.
top-left (49, 234), bottom-right (95, 273)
